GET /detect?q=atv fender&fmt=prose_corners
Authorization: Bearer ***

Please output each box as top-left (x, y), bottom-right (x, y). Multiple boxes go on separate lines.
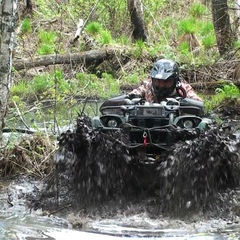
top-left (197, 118), bottom-right (212, 130)
top-left (92, 116), bottom-right (103, 129)
top-left (92, 114), bottom-right (126, 130)
top-left (173, 115), bottom-right (203, 129)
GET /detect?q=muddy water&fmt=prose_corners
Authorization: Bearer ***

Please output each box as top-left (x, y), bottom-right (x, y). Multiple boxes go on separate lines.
top-left (0, 178), bottom-right (240, 240)
top-left (2, 102), bottom-right (240, 240)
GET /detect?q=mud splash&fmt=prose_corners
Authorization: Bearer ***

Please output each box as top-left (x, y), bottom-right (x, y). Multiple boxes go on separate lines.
top-left (158, 126), bottom-right (240, 216)
top-left (29, 114), bottom-right (240, 219)
top-left (32, 116), bottom-right (134, 212)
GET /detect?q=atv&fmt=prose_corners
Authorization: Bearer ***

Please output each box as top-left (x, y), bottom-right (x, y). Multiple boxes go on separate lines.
top-left (91, 95), bottom-right (211, 162)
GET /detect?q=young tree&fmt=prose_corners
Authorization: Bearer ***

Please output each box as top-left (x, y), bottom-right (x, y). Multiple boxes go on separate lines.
top-left (212, 0), bottom-right (234, 56)
top-left (127, 0), bottom-right (148, 42)
top-left (0, 0), bottom-right (18, 141)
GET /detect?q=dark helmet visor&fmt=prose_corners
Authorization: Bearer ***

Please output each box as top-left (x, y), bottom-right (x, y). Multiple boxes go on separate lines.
top-left (152, 77), bottom-right (175, 90)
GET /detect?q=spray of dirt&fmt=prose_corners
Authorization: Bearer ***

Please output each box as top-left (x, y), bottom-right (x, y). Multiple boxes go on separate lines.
top-left (158, 126), bottom-right (240, 216)
top-left (37, 116), bottom-right (135, 212)
top-left (30, 115), bottom-right (240, 218)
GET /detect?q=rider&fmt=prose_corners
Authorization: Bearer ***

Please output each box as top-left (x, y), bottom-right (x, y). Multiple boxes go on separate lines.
top-left (128, 59), bottom-right (202, 103)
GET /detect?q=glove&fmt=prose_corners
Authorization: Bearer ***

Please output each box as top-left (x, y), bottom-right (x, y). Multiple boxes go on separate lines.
top-left (127, 93), bottom-right (142, 100)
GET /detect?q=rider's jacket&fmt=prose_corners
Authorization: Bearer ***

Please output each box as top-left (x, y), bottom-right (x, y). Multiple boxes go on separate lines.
top-left (129, 77), bottom-right (202, 103)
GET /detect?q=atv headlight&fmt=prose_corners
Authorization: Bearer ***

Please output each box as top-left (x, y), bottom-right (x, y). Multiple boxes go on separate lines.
top-left (107, 119), bottom-right (118, 128)
top-left (183, 119), bottom-right (194, 128)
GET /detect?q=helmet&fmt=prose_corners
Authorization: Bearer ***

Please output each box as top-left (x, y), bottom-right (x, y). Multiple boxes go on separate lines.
top-left (150, 59), bottom-right (179, 98)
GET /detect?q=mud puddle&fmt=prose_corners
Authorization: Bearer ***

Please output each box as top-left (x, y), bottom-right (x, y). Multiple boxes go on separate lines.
top-left (82, 210), bottom-right (240, 239)
top-left (0, 178), bottom-right (239, 240)
top-left (0, 178), bottom-right (69, 240)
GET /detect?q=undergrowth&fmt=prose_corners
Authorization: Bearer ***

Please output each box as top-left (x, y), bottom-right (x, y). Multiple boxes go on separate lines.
top-left (0, 133), bottom-right (56, 179)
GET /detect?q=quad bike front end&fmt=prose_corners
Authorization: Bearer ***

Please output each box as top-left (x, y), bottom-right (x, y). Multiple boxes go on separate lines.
top-left (91, 95), bottom-right (211, 161)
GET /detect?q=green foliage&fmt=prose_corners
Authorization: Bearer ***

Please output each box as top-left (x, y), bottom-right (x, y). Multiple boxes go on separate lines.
top-left (85, 22), bottom-right (103, 35)
top-left (216, 83), bottom-right (240, 98)
top-left (176, 17), bottom-right (217, 64)
top-left (234, 40), bottom-right (240, 48)
top-left (38, 30), bottom-right (55, 45)
top-left (121, 73), bottom-right (143, 85)
top-left (11, 80), bottom-right (29, 97)
top-left (178, 19), bottom-right (197, 35)
top-left (54, 70), bottom-right (70, 93)
top-left (189, 2), bottom-right (207, 18)
top-left (101, 73), bottom-right (119, 97)
top-left (200, 21), bottom-right (214, 36)
top-left (234, 41), bottom-right (240, 57)
top-left (177, 42), bottom-right (196, 64)
top-left (154, 45), bottom-right (175, 60)
top-left (37, 44), bottom-right (54, 55)
top-left (75, 72), bottom-right (119, 98)
top-left (178, 41), bottom-right (191, 54)
top-left (34, 0), bottom-right (59, 19)
top-left (21, 18), bottom-right (32, 34)
top-left (116, 36), bottom-right (131, 45)
top-left (98, 30), bottom-right (113, 45)
top-left (30, 70), bottom-right (71, 98)
top-left (204, 83), bottom-right (240, 112)
top-left (133, 40), bottom-right (147, 58)
top-left (10, 70), bottom-right (71, 105)
top-left (30, 0), bottom-right (221, 65)
top-left (148, 45), bottom-right (161, 58)
top-left (199, 21), bottom-right (216, 49)
top-left (37, 30), bottom-right (56, 55)
top-left (202, 35), bottom-right (216, 49)
top-left (31, 74), bottom-right (54, 93)
top-left (85, 22), bottom-right (113, 45)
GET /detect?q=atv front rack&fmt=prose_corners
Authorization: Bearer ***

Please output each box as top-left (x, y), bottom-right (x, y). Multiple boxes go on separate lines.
top-left (123, 124), bottom-right (177, 153)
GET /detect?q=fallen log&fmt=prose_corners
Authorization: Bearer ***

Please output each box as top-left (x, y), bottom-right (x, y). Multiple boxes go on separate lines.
top-left (3, 128), bottom-right (36, 134)
top-left (13, 48), bottom-right (118, 70)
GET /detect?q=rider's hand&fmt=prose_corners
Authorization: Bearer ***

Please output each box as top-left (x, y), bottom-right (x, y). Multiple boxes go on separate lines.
top-left (127, 93), bottom-right (141, 100)
top-left (176, 96), bottom-right (182, 101)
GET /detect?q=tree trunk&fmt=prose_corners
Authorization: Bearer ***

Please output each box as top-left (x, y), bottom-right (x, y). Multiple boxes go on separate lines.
top-left (13, 48), bottom-right (120, 70)
top-left (212, 0), bottom-right (233, 56)
top-left (233, 0), bottom-right (240, 40)
top-left (0, 0), bottom-right (18, 142)
top-left (127, 0), bottom-right (148, 42)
